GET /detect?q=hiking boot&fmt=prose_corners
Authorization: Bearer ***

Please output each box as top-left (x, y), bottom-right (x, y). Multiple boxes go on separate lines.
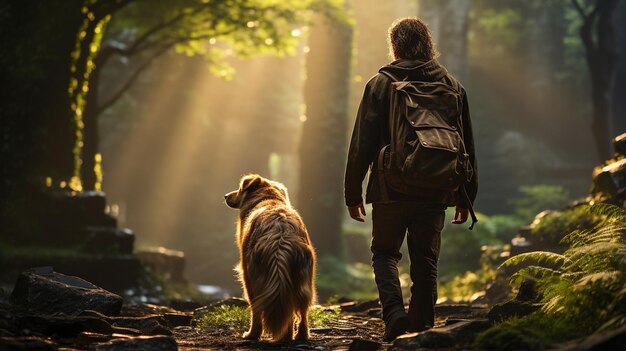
top-left (383, 313), bottom-right (409, 342)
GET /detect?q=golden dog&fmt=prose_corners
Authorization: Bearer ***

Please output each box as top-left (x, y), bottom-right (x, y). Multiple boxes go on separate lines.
top-left (225, 174), bottom-right (316, 342)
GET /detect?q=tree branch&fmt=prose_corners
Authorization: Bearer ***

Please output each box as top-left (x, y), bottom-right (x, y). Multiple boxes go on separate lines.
top-left (96, 44), bottom-right (173, 114)
top-left (108, 3), bottom-right (211, 58)
top-left (571, 0), bottom-right (586, 18)
top-left (95, 26), bottom-right (238, 115)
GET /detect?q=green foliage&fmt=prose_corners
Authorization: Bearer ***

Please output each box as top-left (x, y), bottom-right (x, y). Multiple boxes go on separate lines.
top-left (439, 209), bottom-right (503, 278)
top-left (509, 185), bottom-right (570, 222)
top-left (195, 305), bottom-right (251, 332)
top-left (529, 205), bottom-right (602, 245)
top-left (477, 204), bottom-right (626, 349)
top-left (482, 214), bottom-right (526, 243)
top-left (315, 256), bottom-right (377, 300)
top-left (194, 305), bottom-right (340, 332)
top-left (308, 306), bottom-right (341, 328)
top-left (475, 312), bottom-right (566, 351)
top-left (438, 269), bottom-right (492, 303)
top-left (108, 0), bottom-right (345, 72)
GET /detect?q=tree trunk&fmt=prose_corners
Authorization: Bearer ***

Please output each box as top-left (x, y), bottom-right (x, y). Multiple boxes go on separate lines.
top-left (577, 0), bottom-right (620, 161)
top-left (81, 62), bottom-right (102, 191)
top-left (419, 0), bottom-right (470, 82)
top-left (611, 1), bottom-right (626, 136)
top-left (298, 11), bottom-right (353, 258)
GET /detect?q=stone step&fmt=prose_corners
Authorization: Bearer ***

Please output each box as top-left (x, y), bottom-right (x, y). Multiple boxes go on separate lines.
top-left (80, 227), bottom-right (135, 255)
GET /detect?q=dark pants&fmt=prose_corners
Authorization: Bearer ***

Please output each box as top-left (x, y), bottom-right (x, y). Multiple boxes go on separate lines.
top-left (371, 202), bottom-right (445, 331)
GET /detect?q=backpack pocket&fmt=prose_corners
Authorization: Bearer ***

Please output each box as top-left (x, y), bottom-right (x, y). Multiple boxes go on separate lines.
top-left (401, 127), bottom-right (462, 191)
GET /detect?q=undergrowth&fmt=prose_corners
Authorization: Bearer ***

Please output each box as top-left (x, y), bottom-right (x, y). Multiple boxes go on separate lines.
top-left (195, 305), bottom-right (341, 333)
top-left (316, 256), bottom-right (378, 300)
top-left (529, 204), bottom-right (602, 246)
top-left (476, 204), bottom-right (626, 350)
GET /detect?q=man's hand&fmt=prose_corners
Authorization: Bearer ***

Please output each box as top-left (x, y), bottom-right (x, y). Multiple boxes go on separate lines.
top-left (348, 202), bottom-right (367, 222)
top-left (452, 207), bottom-right (469, 224)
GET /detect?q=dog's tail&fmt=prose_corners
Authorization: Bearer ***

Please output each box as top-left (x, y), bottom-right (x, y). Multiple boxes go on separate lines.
top-left (252, 226), bottom-right (315, 341)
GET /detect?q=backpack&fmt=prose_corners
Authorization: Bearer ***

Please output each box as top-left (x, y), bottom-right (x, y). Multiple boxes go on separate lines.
top-left (376, 69), bottom-right (477, 229)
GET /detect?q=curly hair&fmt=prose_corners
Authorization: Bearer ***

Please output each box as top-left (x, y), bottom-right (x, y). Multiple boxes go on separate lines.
top-left (388, 17), bottom-right (439, 60)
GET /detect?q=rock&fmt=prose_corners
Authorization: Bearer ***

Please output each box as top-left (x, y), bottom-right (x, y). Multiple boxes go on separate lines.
top-left (192, 298), bottom-right (248, 320)
top-left (338, 301), bottom-right (358, 312)
top-left (110, 326), bottom-right (143, 336)
top-left (47, 191), bottom-right (117, 233)
top-left (434, 304), bottom-right (473, 317)
top-left (340, 299), bottom-right (380, 313)
top-left (168, 298), bottom-right (203, 312)
top-left (17, 315), bottom-right (112, 337)
top-left (10, 268), bottom-right (123, 316)
top-left (91, 335), bottom-right (177, 351)
top-left (76, 332), bottom-right (113, 346)
top-left (120, 304), bottom-right (177, 318)
top-left (0, 336), bottom-right (57, 351)
top-left (592, 158), bottom-right (626, 204)
top-left (614, 133), bottom-right (626, 157)
top-left (348, 338), bottom-right (381, 351)
top-left (135, 247), bottom-right (186, 283)
top-left (367, 308), bottom-right (382, 318)
top-left (555, 323), bottom-right (626, 350)
top-left (112, 316), bottom-right (171, 336)
top-left (487, 300), bottom-right (541, 323)
top-left (516, 280), bottom-right (538, 302)
top-left (162, 313), bottom-right (192, 328)
top-left (81, 227), bottom-right (134, 255)
top-left (310, 327), bottom-right (332, 334)
top-left (0, 301), bottom-right (18, 336)
top-left (482, 276), bottom-right (512, 305)
top-left (390, 319), bottom-right (491, 350)
top-left (336, 296), bottom-right (356, 304)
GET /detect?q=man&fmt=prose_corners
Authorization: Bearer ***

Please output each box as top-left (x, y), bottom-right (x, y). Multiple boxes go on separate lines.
top-left (344, 17), bottom-right (478, 341)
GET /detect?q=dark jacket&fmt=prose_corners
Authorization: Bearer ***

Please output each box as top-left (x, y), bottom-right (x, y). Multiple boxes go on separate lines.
top-left (344, 59), bottom-right (478, 208)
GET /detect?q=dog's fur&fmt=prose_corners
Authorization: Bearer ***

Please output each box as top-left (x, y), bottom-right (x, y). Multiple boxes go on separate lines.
top-left (225, 174), bottom-right (316, 342)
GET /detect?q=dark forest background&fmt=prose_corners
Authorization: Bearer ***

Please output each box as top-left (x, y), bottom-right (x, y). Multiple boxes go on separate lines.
top-left (1, 0), bottom-right (625, 294)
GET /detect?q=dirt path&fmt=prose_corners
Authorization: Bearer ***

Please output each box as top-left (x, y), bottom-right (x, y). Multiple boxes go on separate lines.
top-left (175, 304), bottom-right (489, 351)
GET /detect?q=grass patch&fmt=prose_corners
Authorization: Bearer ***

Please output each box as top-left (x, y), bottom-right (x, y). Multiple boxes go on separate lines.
top-left (195, 305), bottom-right (341, 332)
top-left (308, 306), bottom-right (340, 328)
top-left (196, 305), bottom-right (250, 332)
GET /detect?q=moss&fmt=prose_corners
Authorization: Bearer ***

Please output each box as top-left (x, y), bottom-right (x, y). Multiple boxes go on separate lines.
top-left (195, 305), bottom-right (250, 332)
top-left (194, 305), bottom-right (340, 332)
top-left (529, 205), bottom-right (602, 245)
top-left (475, 315), bottom-right (546, 350)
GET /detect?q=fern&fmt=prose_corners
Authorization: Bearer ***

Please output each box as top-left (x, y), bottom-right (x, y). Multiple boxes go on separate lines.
top-left (479, 204), bottom-right (626, 349)
top-left (573, 271), bottom-right (623, 289)
top-left (498, 251), bottom-right (570, 271)
top-left (588, 203), bottom-right (626, 220)
top-left (510, 265), bottom-right (562, 286)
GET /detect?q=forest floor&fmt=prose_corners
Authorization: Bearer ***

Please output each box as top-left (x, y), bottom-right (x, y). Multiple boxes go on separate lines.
top-left (176, 302), bottom-right (489, 351)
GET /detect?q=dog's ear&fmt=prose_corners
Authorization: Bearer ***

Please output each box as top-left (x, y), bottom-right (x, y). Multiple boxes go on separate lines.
top-left (240, 174), bottom-right (262, 192)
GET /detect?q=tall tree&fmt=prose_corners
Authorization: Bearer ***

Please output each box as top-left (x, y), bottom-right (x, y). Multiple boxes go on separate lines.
top-left (572, 0), bottom-right (620, 161)
top-left (79, 0), bottom-right (331, 190)
top-left (611, 0), bottom-right (626, 136)
top-left (1, 0), bottom-right (87, 239)
top-left (298, 8), bottom-right (353, 257)
top-left (419, 0), bottom-right (470, 82)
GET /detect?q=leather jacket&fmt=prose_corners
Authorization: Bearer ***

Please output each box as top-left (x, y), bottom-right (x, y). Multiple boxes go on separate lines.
top-left (344, 59), bottom-right (478, 208)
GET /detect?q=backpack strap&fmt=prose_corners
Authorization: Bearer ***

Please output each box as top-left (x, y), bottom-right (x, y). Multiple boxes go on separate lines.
top-left (376, 145), bottom-right (390, 200)
top-left (379, 70), bottom-right (398, 82)
top-left (461, 185), bottom-right (478, 230)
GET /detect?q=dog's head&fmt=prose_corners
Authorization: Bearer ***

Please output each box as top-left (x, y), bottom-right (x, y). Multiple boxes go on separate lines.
top-left (224, 174), bottom-right (289, 209)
